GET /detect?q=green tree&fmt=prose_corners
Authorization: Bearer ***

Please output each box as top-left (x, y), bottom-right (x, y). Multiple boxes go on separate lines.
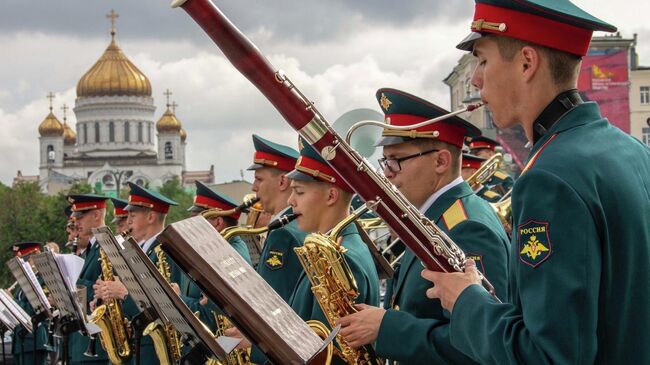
top-left (158, 177), bottom-right (193, 225)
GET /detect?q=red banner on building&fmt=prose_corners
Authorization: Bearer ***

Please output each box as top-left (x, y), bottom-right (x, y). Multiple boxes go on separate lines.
top-left (578, 49), bottom-right (630, 133)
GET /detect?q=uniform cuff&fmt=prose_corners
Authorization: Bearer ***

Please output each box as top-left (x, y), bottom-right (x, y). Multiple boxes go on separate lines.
top-left (449, 284), bottom-right (494, 348)
top-left (375, 309), bottom-right (399, 358)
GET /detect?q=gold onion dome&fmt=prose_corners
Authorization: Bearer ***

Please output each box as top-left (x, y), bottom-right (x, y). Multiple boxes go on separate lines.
top-left (38, 110), bottom-right (64, 137)
top-left (63, 122), bottom-right (76, 145)
top-left (76, 34), bottom-right (151, 98)
top-left (156, 106), bottom-right (182, 133)
top-left (180, 128), bottom-right (187, 142)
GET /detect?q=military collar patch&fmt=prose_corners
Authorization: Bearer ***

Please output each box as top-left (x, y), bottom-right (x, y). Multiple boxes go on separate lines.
top-left (518, 220), bottom-right (552, 268)
top-left (265, 250), bottom-right (284, 270)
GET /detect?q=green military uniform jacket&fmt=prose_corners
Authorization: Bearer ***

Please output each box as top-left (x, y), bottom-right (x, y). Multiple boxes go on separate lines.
top-left (252, 223), bottom-right (380, 364)
top-left (11, 277), bottom-right (54, 365)
top-left (448, 102), bottom-right (650, 364)
top-left (375, 181), bottom-right (510, 364)
top-left (256, 207), bottom-right (307, 303)
top-left (71, 239), bottom-right (109, 364)
top-left (179, 235), bottom-right (253, 332)
top-left (486, 170), bottom-right (514, 194)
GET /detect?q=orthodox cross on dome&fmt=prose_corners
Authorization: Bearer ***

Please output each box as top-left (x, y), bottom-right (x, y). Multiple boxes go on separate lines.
top-left (164, 89), bottom-right (173, 109)
top-left (107, 9), bottom-right (119, 40)
top-left (60, 104), bottom-right (69, 122)
top-left (171, 101), bottom-right (178, 114)
top-left (46, 92), bottom-right (55, 112)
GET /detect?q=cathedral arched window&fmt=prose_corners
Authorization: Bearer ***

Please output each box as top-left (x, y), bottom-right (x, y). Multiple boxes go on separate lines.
top-left (109, 121), bottom-right (115, 142)
top-left (138, 122), bottom-right (143, 143)
top-left (164, 142), bottom-right (173, 160)
top-left (102, 174), bottom-right (115, 188)
top-left (47, 145), bottom-right (55, 163)
top-left (124, 121), bottom-right (130, 142)
top-left (83, 123), bottom-right (88, 144)
top-left (148, 123), bottom-right (152, 143)
top-left (94, 122), bottom-right (100, 143)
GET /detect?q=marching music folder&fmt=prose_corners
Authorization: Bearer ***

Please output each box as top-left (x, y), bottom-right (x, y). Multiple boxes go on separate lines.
top-left (92, 227), bottom-right (232, 361)
top-left (158, 216), bottom-right (327, 365)
top-left (7, 257), bottom-right (52, 319)
top-left (0, 300), bottom-right (18, 331)
top-left (0, 290), bottom-right (32, 333)
top-left (31, 252), bottom-right (97, 336)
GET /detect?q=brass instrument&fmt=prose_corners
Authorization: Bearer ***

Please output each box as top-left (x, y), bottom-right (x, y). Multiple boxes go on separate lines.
top-left (243, 193), bottom-right (264, 227)
top-left (201, 194), bottom-right (260, 220)
top-left (142, 246), bottom-right (183, 365)
top-left (87, 248), bottom-right (132, 364)
top-left (466, 153), bottom-right (503, 191)
top-left (294, 207), bottom-right (383, 365)
top-left (491, 190), bottom-right (512, 235)
top-left (220, 213), bottom-right (298, 241)
top-left (208, 313), bottom-right (252, 365)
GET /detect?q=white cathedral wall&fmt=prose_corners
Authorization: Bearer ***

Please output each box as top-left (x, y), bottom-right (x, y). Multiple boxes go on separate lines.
top-left (74, 95), bottom-right (156, 154)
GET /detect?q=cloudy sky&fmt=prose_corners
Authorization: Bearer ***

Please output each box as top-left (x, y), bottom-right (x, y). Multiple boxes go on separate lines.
top-left (1, 0), bottom-right (649, 185)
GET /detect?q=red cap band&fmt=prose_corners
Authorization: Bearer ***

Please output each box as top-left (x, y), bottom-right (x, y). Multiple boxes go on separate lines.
top-left (114, 207), bottom-right (128, 218)
top-left (384, 113), bottom-right (466, 148)
top-left (462, 159), bottom-right (483, 170)
top-left (473, 3), bottom-right (592, 56)
top-left (253, 151), bottom-right (296, 172)
top-left (128, 194), bottom-right (171, 214)
top-left (72, 200), bottom-right (106, 212)
top-left (194, 195), bottom-right (240, 220)
top-left (469, 140), bottom-right (496, 151)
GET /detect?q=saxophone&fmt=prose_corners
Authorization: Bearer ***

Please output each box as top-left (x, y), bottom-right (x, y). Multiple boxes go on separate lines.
top-left (206, 313), bottom-right (252, 365)
top-left (294, 209), bottom-right (383, 365)
top-left (142, 246), bottom-right (183, 365)
top-left (87, 249), bottom-right (132, 364)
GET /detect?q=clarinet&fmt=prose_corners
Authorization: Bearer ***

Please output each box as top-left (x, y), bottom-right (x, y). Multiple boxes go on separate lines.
top-left (171, 0), bottom-right (497, 297)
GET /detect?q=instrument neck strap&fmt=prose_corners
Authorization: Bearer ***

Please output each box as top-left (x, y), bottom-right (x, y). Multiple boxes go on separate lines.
top-left (533, 88), bottom-right (583, 144)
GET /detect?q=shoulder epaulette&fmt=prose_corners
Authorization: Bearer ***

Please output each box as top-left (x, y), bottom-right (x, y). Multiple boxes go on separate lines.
top-left (482, 190), bottom-right (500, 199)
top-left (494, 171), bottom-right (509, 180)
top-left (442, 199), bottom-right (468, 230)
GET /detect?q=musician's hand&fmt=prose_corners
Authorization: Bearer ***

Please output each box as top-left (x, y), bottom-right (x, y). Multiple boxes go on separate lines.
top-left (199, 294), bottom-right (208, 306)
top-left (421, 259), bottom-right (482, 312)
top-left (225, 327), bottom-right (251, 349)
top-left (337, 304), bottom-right (385, 348)
top-left (99, 281), bottom-right (129, 301)
top-left (170, 283), bottom-right (180, 296)
top-left (92, 279), bottom-right (105, 300)
top-left (89, 298), bottom-right (97, 312)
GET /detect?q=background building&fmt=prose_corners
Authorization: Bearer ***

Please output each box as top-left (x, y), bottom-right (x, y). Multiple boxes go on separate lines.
top-left (17, 11), bottom-right (212, 195)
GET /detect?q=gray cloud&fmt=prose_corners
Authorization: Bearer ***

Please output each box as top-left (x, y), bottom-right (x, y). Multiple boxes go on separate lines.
top-left (0, 0), bottom-right (472, 43)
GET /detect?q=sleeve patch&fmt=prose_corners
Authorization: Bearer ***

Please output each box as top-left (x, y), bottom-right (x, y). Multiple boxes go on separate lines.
top-left (494, 171), bottom-right (508, 180)
top-left (442, 199), bottom-right (468, 230)
top-left (465, 253), bottom-right (485, 275)
top-left (518, 220), bottom-right (552, 268)
top-left (483, 190), bottom-right (499, 198)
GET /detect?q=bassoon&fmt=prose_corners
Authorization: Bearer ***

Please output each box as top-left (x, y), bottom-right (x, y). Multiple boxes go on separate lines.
top-left (171, 0), bottom-right (497, 297)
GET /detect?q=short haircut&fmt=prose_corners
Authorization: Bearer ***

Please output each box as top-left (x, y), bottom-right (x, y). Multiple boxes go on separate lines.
top-left (412, 138), bottom-right (461, 172)
top-left (222, 216), bottom-right (239, 227)
top-left (490, 35), bottom-right (581, 87)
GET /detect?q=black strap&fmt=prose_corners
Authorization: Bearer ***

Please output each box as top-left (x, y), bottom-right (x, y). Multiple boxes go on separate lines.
top-left (533, 89), bottom-right (583, 144)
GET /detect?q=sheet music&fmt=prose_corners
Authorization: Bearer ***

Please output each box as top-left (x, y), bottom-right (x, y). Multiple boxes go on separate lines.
top-left (53, 254), bottom-right (84, 294)
top-left (159, 216), bottom-right (324, 363)
top-left (92, 228), bottom-right (156, 314)
top-left (0, 290), bottom-right (33, 333)
top-left (19, 258), bottom-right (51, 311)
top-left (0, 300), bottom-right (18, 330)
top-left (31, 252), bottom-right (93, 335)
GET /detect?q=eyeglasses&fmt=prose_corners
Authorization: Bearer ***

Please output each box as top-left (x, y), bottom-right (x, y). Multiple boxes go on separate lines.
top-left (378, 149), bottom-right (440, 173)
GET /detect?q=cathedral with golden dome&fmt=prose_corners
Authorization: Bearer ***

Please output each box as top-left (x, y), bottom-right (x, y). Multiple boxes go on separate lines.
top-left (30, 11), bottom-right (211, 194)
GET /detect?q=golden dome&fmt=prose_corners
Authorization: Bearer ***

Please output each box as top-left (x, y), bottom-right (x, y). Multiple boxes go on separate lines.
top-left (156, 107), bottom-right (182, 133)
top-left (38, 111), bottom-right (64, 137)
top-left (76, 37), bottom-right (151, 98)
top-left (63, 121), bottom-right (76, 145)
top-left (180, 128), bottom-right (187, 142)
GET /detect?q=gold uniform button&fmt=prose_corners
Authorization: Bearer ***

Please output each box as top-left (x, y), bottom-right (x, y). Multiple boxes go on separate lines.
top-left (393, 305), bottom-right (400, 311)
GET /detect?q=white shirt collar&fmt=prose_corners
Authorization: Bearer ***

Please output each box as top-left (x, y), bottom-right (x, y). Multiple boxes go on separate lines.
top-left (141, 231), bottom-right (162, 253)
top-left (271, 206), bottom-right (291, 222)
top-left (419, 176), bottom-right (464, 214)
